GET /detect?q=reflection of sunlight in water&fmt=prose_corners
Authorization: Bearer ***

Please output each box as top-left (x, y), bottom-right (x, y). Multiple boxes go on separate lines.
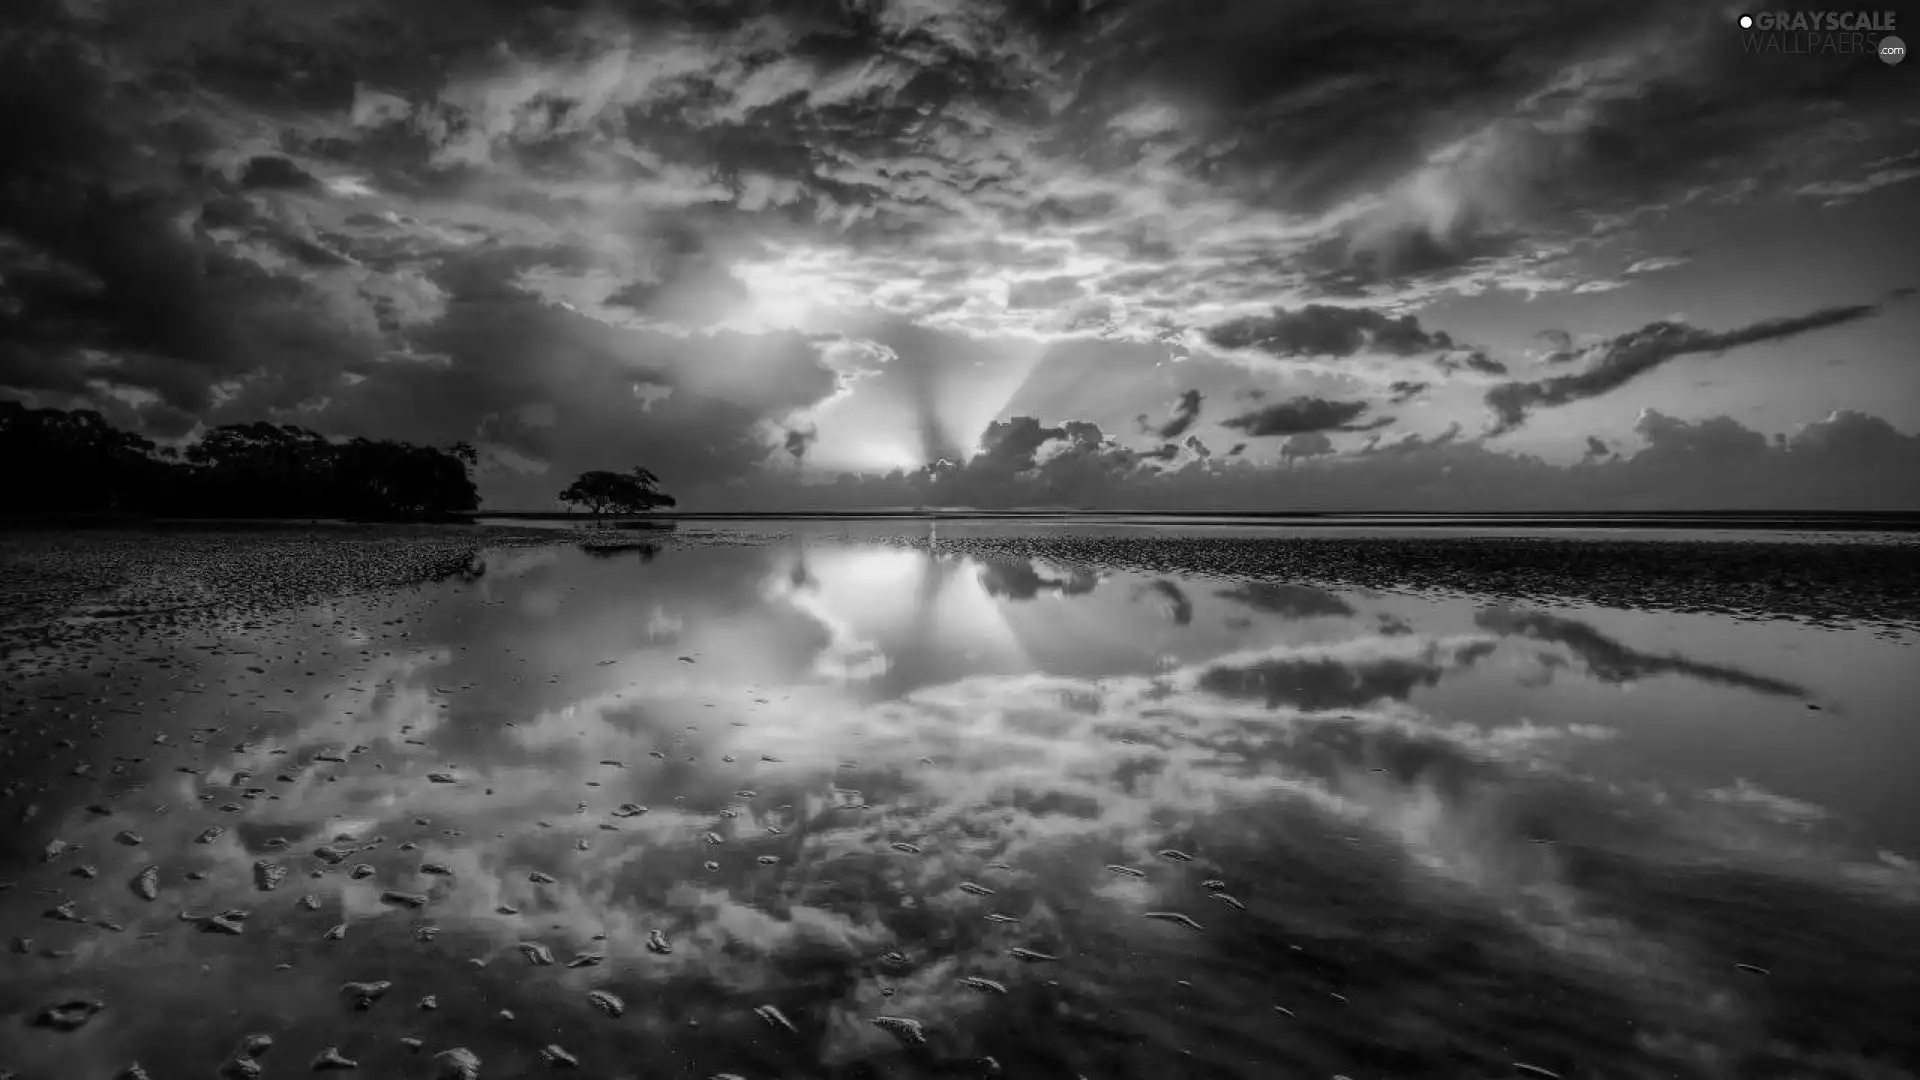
top-left (764, 548), bottom-right (907, 682)
top-left (768, 546), bottom-right (1036, 681)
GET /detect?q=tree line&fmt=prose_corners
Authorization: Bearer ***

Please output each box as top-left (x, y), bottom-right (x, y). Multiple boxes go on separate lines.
top-left (0, 401), bottom-right (480, 520)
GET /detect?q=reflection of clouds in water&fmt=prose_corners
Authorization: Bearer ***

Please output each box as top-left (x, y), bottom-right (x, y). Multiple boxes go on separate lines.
top-left (1476, 606), bottom-right (1808, 698)
top-left (1194, 633), bottom-right (1499, 710)
top-left (475, 547), bottom-right (561, 586)
top-left (1215, 581), bottom-right (1358, 620)
top-left (761, 548), bottom-right (924, 683)
top-left (16, 547), bottom-right (1915, 1079)
top-left (644, 604), bottom-right (682, 641)
top-left (976, 557), bottom-right (1102, 601)
top-left (1705, 778), bottom-right (1829, 828)
top-left (1134, 579), bottom-right (1193, 625)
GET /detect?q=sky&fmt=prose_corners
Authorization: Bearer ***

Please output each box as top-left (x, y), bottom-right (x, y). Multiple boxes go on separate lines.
top-left (1, 0), bottom-right (1917, 511)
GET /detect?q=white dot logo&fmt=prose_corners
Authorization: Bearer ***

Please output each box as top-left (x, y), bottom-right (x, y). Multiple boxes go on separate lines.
top-left (1882, 35), bottom-right (1907, 64)
top-left (1739, 13), bottom-right (1753, 28)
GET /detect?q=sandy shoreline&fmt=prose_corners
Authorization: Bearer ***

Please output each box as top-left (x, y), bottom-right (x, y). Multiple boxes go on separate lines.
top-left (1, 524), bottom-right (1916, 657)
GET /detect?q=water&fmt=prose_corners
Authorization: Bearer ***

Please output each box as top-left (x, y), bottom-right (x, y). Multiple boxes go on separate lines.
top-left (3, 525), bottom-right (1918, 1079)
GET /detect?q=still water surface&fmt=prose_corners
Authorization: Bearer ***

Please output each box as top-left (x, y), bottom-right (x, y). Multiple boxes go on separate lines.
top-left (3, 529), bottom-right (1918, 1079)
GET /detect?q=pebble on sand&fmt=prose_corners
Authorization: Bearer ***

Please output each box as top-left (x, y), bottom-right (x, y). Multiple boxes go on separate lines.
top-left (1143, 911), bottom-right (1204, 930)
top-left (431, 1048), bottom-right (481, 1080)
top-left (754, 1004), bottom-right (798, 1033)
top-left (35, 998), bottom-right (105, 1031)
top-left (341, 981), bottom-right (392, 1010)
top-left (311, 1046), bottom-right (358, 1071)
top-left (871, 1016), bottom-right (928, 1046)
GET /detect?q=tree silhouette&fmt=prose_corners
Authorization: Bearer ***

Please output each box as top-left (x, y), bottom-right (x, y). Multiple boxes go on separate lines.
top-left (0, 401), bottom-right (477, 519)
top-left (557, 466), bottom-right (676, 516)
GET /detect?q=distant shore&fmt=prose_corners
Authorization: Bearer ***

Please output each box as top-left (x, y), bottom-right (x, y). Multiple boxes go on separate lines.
top-left (478, 509), bottom-right (1920, 532)
top-left (8, 509), bottom-right (1919, 533)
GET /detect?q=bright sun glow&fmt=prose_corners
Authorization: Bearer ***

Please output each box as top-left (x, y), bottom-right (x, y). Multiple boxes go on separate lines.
top-left (846, 440), bottom-right (922, 471)
top-left (726, 253), bottom-right (863, 333)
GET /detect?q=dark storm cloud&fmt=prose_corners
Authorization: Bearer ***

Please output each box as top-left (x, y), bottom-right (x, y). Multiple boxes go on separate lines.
top-left (3, 0), bottom-right (1914, 509)
top-left (1138, 389), bottom-right (1203, 440)
top-left (1221, 396), bottom-right (1390, 437)
top-left (1204, 305), bottom-right (1453, 359)
top-left (1387, 380), bottom-right (1430, 403)
top-left (238, 155), bottom-right (321, 192)
top-left (0, 18), bottom-right (377, 415)
top-left (1582, 435), bottom-right (1611, 461)
top-left (1484, 303), bottom-right (1888, 434)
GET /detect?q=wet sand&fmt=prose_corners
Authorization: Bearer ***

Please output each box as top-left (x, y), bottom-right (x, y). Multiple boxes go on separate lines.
top-left (2, 524), bottom-right (1918, 1079)
top-left (8, 523), bottom-right (1914, 653)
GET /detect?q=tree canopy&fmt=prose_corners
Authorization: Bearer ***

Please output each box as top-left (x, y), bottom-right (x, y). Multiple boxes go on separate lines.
top-left (0, 401), bottom-right (478, 519)
top-left (557, 466), bottom-right (676, 516)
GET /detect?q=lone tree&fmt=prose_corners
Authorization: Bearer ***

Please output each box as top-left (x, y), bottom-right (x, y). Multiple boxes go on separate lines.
top-left (558, 466), bottom-right (676, 516)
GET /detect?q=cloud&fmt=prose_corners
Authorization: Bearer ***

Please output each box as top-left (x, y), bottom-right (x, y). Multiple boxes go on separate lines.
top-left (1484, 303), bottom-right (1889, 434)
top-left (1434, 350), bottom-right (1509, 377)
top-left (1279, 430), bottom-right (1336, 462)
top-left (1138, 388), bottom-right (1203, 440)
top-left (784, 425), bottom-right (819, 460)
top-left (1005, 275), bottom-right (1088, 310)
top-left (237, 155), bottom-right (322, 192)
top-left (700, 405), bottom-right (1920, 512)
top-left (1, 0), bottom-right (1913, 510)
top-left (1205, 305), bottom-right (1454, 359)
top-left (1221, 396), bottom-right (1391, 437)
